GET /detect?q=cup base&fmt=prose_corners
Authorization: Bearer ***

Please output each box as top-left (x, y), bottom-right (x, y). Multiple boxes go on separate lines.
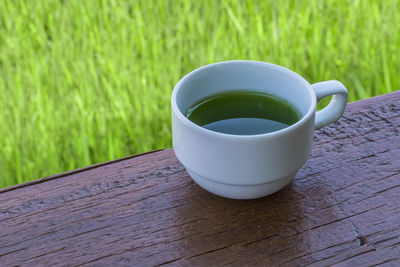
top-left (186, 169), bottom-right (296, 200)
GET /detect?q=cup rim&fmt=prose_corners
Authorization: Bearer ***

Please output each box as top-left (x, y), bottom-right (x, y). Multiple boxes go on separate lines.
top-left (171, 60), bottom-right (316, 139)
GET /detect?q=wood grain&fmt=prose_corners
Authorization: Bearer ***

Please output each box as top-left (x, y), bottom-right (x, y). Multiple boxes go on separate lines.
top-left (1, 91), bottom-right (400, 266)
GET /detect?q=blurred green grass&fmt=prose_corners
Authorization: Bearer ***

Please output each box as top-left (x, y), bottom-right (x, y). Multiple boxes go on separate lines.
top-left (1, 0), bottom-right (399, 187)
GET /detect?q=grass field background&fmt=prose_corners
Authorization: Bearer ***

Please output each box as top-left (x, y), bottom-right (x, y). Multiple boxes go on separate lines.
top-left (1, 0), bottom-right (399, 187)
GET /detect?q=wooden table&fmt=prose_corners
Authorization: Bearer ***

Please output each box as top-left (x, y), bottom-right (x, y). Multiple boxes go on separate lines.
top-left (1, 92), bottom-right (400, 266)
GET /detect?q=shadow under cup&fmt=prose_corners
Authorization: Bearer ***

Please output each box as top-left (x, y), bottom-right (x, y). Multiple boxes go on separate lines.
top-left (171, 61), bottom-right (316, 199)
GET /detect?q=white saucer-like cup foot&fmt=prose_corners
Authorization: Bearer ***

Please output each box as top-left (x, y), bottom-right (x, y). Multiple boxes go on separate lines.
top-left (186, 169), bottom-right (296, 200)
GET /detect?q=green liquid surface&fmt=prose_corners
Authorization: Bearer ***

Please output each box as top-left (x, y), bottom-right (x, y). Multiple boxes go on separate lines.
top-left (186, 91), bottom-right (301, 135)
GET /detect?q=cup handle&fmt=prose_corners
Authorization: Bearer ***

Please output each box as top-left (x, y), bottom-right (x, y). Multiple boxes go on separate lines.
top-left (311, 80), bottom-right (348, 129)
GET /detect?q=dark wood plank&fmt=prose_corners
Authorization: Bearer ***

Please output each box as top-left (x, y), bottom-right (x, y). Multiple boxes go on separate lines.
top-left (0, 150), bottom-right (162, 194)
top-left (1, 91), bottom-right (400, 266)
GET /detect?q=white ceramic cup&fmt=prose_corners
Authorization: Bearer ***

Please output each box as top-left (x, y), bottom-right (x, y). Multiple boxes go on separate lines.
top-left (171, 61), bottom-right (348, 199)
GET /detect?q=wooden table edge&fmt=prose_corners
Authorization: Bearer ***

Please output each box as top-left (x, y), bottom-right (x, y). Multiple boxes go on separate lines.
top-left (0, 149), bottom-right (164, 194)
top-left (346, 90), bottom-right (399, 107)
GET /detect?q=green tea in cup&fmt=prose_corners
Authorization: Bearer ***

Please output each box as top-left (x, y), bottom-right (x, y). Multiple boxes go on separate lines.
top-left (185, 90), bottom-right (301, 135)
